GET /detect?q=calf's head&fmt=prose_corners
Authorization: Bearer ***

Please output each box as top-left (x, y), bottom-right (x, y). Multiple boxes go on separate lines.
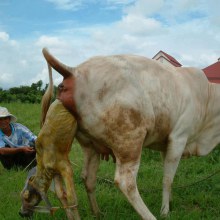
top-left (20, 178), bottom-right (52, 218)
top-left (19, 173), bottom-right (42, 218)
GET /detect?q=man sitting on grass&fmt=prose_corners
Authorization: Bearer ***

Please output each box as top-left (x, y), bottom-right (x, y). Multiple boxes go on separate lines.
top-left (0, 106), bottom-right (36, 170)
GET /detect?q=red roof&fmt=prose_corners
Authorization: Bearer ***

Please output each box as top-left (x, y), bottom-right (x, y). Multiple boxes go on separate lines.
top-left (152, 50), bottom-right (182, 67)
top-left (161, 51), bottom-right (182, 67)
top-left (202, 60), bottom-right (220, 83)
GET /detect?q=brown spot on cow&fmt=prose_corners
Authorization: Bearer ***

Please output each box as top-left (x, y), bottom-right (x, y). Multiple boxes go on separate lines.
top-left (129, 108), bottom-right (143, 128)
top-left (101, 105), bottom-right (146, 163)
top-left (154, 113), bottom-right (171, 140)
top-left (98, 82), bottom-right (109, 101)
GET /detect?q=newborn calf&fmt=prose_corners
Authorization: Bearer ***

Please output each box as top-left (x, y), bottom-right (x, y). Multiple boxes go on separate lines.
top-left (20, 99), bottom-right (80, 220)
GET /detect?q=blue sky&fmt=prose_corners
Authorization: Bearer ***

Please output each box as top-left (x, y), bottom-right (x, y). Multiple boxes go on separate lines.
top-left (0, 0), bottom-right (220, 89)
top-left (1, 1), bottom-right (123, 38)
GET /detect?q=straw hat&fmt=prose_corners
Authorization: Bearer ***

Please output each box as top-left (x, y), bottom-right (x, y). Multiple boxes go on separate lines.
top-left (0, 107), bottom-right (17, 122)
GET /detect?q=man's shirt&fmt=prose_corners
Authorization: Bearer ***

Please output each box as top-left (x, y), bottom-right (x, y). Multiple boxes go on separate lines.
top-left (0, 123), bottom-right (37, 148)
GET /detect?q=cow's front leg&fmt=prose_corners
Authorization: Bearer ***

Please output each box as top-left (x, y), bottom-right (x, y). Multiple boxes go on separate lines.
top-left (160, 137), bottom-right (187, 217)
top-left (60, 161), bottom-right (80, 220)
top-left (81, 145), bottom-right (101, 217)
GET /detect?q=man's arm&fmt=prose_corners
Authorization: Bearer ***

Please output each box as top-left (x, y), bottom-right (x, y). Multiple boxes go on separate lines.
top-left (0, 146), bottom-right (35, 155)
top-left (18, 124), bottom-right (37, 144)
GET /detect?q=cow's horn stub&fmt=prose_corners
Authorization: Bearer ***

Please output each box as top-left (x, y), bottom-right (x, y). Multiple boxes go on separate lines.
top-left (42, 48), bottom-right (73, 79)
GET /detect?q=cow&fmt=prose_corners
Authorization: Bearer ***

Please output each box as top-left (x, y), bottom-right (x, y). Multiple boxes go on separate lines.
top-left (25, 47), bottom-right (220, 220)
top-left (20, 97), bottom-right (80, 220)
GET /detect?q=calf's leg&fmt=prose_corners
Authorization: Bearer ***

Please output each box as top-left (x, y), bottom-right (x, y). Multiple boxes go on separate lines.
top-left (59, 161), bottom-right (80, 220)
top-left (54, 174), bottom-right (75, 220)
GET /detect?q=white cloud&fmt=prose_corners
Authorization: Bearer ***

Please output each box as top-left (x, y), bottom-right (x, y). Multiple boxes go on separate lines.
top-left (36, 35), bottom-right (68, 48)
top-left (107, 0), bottom-right (135, 4)
top-left (46, 0), bottom-right (135, 10)
top-left (30, 66), bottom-right (62, 87)
top-left (205, 0), bottom-right (220, 28)
top-left (19, 60), bottom-right (28, 67)
top-left (0, 0), bottom-right (219, 89)
top-left (124, 0), bottom-right (164, 17)
top-left (0, 31), bottom-right (19, 48)
top-left (46, 0), bottom-right (83, 10)
top-left (0, 73), bottom-right (14, 84)
top-left (117, 14), bottom-right (163, 36)
top-left (0, 31), bottom-right (9, 41)
top-left (167, 0), bottom-right (202, 12)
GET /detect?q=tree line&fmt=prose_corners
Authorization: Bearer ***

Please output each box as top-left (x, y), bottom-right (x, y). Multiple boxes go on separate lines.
top-left (0, 80), bottom-right (56, 103)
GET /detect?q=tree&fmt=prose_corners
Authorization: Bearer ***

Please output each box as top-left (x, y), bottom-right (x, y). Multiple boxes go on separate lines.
top-left (0, 80), bottom-right (56, 103)
top-left (0, 81), bottom-right (45, 103)
top-left (31, 80), bottom-right (43, 92)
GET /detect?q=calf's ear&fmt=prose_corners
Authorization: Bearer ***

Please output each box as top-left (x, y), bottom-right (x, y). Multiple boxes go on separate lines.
top-left (29, 175), bottom-right (35, 182)
top-left (23, 190), bottom-right (30, 200)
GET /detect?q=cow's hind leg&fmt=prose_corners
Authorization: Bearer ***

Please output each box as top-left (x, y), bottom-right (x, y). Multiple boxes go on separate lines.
top-left (114, 149), bottom-right (156, 220)
top-left (80, 145), bottom-right (101, 218)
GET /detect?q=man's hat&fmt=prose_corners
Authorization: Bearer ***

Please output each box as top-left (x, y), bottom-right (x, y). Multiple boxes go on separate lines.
top-left (0, 107), bottom-right (17, 122)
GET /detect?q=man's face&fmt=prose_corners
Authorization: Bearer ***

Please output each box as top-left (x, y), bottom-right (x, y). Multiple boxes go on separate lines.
top-left (0, 117), bottom-right (10, 129)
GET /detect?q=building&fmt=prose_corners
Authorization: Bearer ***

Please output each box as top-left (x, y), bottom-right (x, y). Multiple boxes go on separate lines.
top-left (152, 50), bottom-right (220, 84)
top-left (202, 59), bottom-right (220, 83)
top-left (152, 50), bottom-right (182, 68)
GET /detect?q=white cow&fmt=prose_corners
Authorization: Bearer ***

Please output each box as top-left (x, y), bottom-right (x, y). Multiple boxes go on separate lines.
top-left (41, 48), bottom-right (220, 220)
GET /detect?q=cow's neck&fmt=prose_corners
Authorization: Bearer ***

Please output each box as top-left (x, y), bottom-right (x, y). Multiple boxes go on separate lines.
top-left (189, 83), bottom-right (220, 157)
top-left (206, 83), bottom-right (220, 146)
top-left (210, 83), bottom-right (220, 117)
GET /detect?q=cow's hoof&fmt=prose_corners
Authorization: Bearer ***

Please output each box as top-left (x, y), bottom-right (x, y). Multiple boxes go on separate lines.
top-left (160, 206), bottom-right (169, 218)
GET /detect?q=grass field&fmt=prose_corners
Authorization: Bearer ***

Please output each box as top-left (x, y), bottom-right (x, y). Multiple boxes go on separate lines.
top-left (0, 103), bottom-right (219, 220)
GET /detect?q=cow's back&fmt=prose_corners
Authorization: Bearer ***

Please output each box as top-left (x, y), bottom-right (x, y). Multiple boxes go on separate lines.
top-left (72, 55), bottom-right (211, 150)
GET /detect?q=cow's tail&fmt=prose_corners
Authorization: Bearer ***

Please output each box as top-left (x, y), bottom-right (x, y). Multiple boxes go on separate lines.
top-left (40, 61), bottom-right (53, 128)
top-left (42, 48), bottom-right (73, 79)
top-left (41, 48), bottom-right (74, 127)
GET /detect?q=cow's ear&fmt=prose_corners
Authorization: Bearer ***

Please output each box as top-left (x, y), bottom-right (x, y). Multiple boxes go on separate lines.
top-left (23, 190), bottom-right (30, 199)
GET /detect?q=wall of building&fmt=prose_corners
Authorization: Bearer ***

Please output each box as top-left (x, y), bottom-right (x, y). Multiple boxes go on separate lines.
top-left (153, 52), bottom-right (175, 68)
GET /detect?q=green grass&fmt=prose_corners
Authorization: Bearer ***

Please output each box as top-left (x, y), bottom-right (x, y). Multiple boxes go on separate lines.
top-left (0, 103), bottom-right (219, 220)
